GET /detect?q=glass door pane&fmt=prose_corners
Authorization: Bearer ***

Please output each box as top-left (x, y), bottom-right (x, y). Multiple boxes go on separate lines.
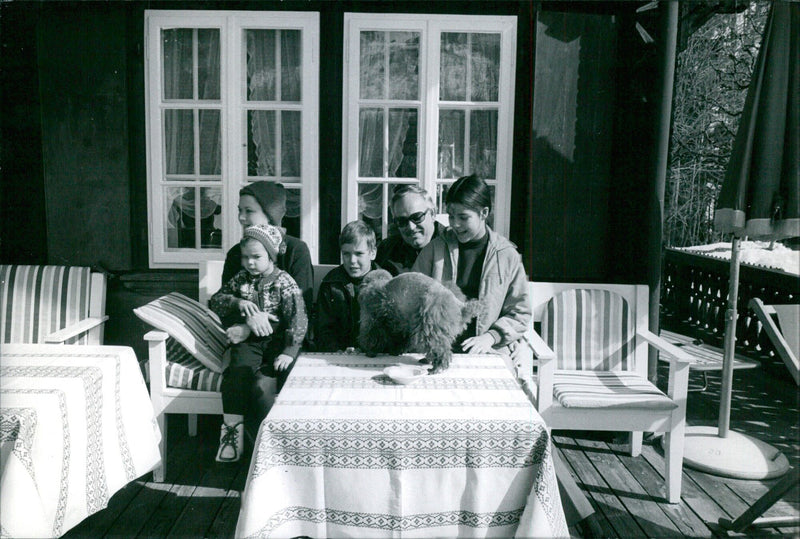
top-left (245, 29), bottom-right (303, 184)
top-left (161, 27), bottom-right (223, 252)
top-left (357, 29), bottom-right (421, 239)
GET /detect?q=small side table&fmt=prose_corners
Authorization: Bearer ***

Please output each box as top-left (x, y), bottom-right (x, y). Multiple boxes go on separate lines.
top-left (658, 329), bottom-right (760, 391)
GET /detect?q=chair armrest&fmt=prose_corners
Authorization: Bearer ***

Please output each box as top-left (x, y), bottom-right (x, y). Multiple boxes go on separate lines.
top-left (526, 328), bottom-right (555, 413)
top-left (44, 315), bottom-right (110, 343)
top-left (637, 329), bottom-right (691, 403)
top-left (637, 329), bottom-right (693, 366)
top-left (144, 330), bottom-right (169, 342)
top-left (143, 331), bottom-right (169, 406)
top-left (523, 328), bottom-right (556, 362)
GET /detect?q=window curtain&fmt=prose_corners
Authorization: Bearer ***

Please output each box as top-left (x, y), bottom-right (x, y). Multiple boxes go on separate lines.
top-left (248, 30), bottom-right (301, 220)
top-left (163, 29), bottom-right (222, 247)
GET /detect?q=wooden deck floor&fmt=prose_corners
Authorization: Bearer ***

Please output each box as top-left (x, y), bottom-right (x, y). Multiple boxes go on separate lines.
top-left (63, 357), bottom-right (799, 539)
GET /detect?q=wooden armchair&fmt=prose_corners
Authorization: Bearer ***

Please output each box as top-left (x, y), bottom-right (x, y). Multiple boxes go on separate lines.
top-left (140, 260), bottom-right (335, 482)
top-left (750, 298), bottom-right (799, 385)
top-left (526, 282), bottom-right (692, 503)
top-left (0, 264), bottom-right (108, 345)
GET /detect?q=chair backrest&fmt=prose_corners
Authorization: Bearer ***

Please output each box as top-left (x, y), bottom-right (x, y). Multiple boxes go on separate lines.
top-left (198, 260), bottom-right (225, 306)
top-left (0, 264), bottom-right (106, 344)
top-left (198, 260), bottom-right (337, 306)
top-left (772, 305), bottom-right (800, 360)
top-left (312, 264), bottom-right (337, 302)
top-left (529, 282), bottom-right (649, 374)
top-left (750, 297), bottom-right (799, 385)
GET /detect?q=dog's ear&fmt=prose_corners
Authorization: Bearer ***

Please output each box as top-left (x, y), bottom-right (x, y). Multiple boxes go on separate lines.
top-left (360, 268), bottom-right (392, 291)
top-left (461, 298), bottom-right (484, 323)
top-left (441, 280), bottom-right (467, 302)
top-left (358, 284), bottom-right (404, 355)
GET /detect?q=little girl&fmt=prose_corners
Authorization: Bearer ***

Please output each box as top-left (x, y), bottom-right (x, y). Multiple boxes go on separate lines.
top-left (209, 223), bottom-right (307, 462)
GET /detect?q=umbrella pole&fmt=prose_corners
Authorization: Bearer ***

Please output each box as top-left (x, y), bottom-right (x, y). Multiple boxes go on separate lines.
top-left (681, 236), bottom-right (790, 479)
top-left (718, 236), bottom-right (741, 437)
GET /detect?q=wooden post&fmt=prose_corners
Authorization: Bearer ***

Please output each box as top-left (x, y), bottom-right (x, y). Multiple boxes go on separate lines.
top-left (648, 1), bottom-right (680, 382)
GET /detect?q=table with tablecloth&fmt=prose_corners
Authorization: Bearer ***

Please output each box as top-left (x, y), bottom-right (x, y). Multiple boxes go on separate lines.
top-left (235, 352), bottom-right (568, 539)
top-left (0, 344), bottom-right (162, 538)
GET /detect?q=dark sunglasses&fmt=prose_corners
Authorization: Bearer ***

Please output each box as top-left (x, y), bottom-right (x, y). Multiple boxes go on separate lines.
top-left (393, 210), bottom-right (429, 228)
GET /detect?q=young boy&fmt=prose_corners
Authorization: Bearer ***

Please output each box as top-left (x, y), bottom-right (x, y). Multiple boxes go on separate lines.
top-left (209, 223), bottom-right (307, 462)
top-left (314, 220), bottom-right (379, 352)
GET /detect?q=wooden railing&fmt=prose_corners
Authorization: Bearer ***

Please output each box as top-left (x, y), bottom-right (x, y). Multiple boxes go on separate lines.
top-left (661, 247), bottom-right (799, 364)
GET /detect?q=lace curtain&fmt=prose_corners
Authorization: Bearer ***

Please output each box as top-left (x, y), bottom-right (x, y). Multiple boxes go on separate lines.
top-left (163, 29), bottom-right (222, 247)
top-left (247, 30), bottom-right (301, 220)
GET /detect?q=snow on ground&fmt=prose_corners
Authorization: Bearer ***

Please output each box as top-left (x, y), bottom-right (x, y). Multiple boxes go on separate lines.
top-left (679, 240), bottom-right (800, 276)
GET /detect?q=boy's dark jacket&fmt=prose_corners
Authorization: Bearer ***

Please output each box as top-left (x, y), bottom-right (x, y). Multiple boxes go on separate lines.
top-left (313, 263), bottom-right (380, 352)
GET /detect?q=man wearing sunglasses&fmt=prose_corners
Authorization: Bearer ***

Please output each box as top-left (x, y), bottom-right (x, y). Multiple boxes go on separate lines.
top-left (376, 185), bottom-right (446, 276)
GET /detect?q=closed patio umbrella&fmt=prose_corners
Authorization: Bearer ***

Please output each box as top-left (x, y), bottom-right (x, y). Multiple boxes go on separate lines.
top-left (682, 1), bottom-right (799, 479)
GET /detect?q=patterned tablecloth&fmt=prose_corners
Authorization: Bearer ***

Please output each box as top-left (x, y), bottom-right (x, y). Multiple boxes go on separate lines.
top-left (0, 344), bottom-right (162, 538)
top-left (235, 353), bottom-right (568, 539)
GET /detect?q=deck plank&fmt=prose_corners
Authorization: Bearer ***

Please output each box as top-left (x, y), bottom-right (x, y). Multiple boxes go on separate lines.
top-left (129, 417), bottom-right (221, 537)
top-left (167, 429), bottom-right (250, 537)
top-left (103, 419), bottom-right (205, 538)
top-left (554, 434), bottom-right (645, 537)
top-left (572, 437), bottom-right (683, 537)
top-left (205, 462), bottom-right (250, 538)
top-left (640, 444), bottom-right (730, 531)
top-left (553, 440), bottom-right (621, 538)
top-left (606, 438), bottom-right (710, 537)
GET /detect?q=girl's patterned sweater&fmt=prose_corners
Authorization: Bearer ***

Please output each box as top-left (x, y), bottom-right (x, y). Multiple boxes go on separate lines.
top-left (209, 268), bottom-right (308, 359)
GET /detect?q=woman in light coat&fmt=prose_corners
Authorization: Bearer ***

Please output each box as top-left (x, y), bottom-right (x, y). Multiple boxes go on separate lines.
top-left (412, 175), bottom-right (532, 377)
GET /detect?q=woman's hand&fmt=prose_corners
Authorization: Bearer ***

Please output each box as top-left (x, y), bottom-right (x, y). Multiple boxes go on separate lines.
top-left (238, 299), bottom-right (261, 318)
top-left (460, 333), bottom-right (496, 354)
top-left (246, 311), bottom-right (279, 337)
top-left (273, 354), bottom-right (293, 371)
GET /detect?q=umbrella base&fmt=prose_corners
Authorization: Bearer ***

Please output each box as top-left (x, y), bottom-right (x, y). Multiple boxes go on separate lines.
top-left (681, 426), bottom-right (790, 479)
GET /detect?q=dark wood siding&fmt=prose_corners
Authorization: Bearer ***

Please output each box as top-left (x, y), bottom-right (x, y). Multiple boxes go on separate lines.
top-left (1, 1), bottom-right (663, 350)
top-left (1, 2), bottom-right (47, 264)
top-left (37, 4), bottom-right (132, 270)
top-left (530, 10), bottom-right (616, 281)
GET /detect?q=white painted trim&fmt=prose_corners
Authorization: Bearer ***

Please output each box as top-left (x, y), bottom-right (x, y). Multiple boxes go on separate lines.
top-left (145, 10), bottom-right (319, 268)
top-left (342, 13), bottom-right (517, 238)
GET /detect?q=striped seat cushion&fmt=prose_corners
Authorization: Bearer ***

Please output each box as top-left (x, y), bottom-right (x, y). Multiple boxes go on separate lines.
top-left (553, 371), bottom-right (676, 409)
top-left (133, 292), bottom-right (227, 373)
top-left (0, 265), bottom-right (92, 344)
top-left (137, 337), bottom-right (223, 392)
top-left (542, 289), bottom-right (635, 371)
top-left (163, 337), bottom-right (223, 392)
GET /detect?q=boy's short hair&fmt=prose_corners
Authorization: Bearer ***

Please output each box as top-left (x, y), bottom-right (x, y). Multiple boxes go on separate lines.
top-left (339, 220), bottom-right (376, 251)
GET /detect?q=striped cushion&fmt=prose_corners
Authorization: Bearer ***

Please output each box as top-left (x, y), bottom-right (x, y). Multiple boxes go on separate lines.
top-left (553, 371), bottom-right (677, 409)
top-left (542, 289), bottom-right (635, 371)
top-left (163, 337), bottom-right (223, 392)
top-left (0, 265), bottom-right (92, 344)
top-left (134, 292), bottom-right (227, 373)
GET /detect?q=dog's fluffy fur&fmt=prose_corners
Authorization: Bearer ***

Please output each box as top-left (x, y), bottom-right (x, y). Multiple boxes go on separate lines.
top-left (358, 269), bottom-right (482, 373)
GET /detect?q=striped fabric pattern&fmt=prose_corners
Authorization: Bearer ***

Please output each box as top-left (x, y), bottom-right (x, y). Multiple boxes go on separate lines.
top-left (133, 292), bottom-right (226, 373)
top-left (552, 371), bottom-right (677, 409)
top-left (1, 265), bottom-right (92, 344)
top-left (541, 289), bottom-right (634, 371)
top-left (163, 337), bottom-right (224, 392)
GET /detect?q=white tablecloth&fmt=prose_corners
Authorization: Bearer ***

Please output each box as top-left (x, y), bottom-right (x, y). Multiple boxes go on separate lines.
top-left (0, 344), bottom-right (162, 538)
top-left (235, 353), bottom-right (568, 538)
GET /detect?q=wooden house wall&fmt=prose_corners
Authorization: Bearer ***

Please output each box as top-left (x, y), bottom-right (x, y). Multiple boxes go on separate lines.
top-left (0, 1), bottom-right (661, 350)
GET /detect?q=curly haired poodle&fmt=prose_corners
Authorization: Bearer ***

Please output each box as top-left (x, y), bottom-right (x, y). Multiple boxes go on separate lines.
top-left (358, 269), bottom-right (482, 373)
